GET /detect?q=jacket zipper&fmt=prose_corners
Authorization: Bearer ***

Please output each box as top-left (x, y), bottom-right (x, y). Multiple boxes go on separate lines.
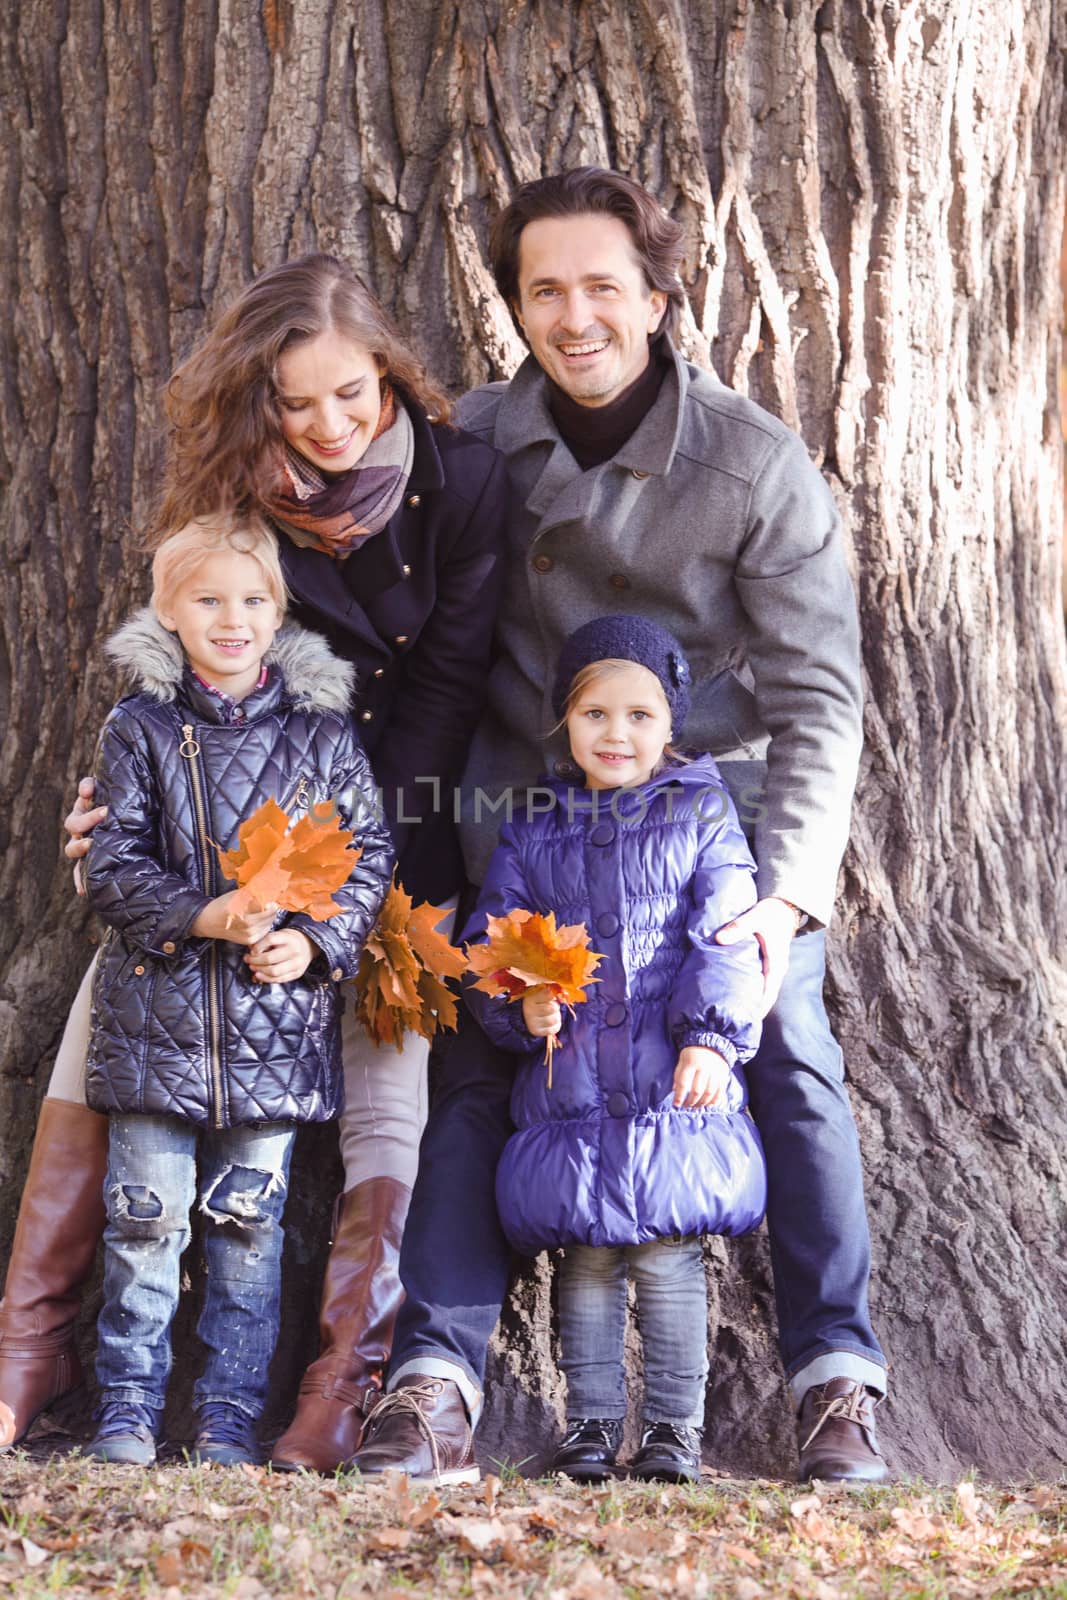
top-left (283, 774), bottom-right (310, 813)
top-left (180, 724), bottom-right (225, 1130)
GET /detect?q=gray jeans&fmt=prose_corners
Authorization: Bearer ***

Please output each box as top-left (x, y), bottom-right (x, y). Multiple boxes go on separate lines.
top-left (558, 1236), bottom-right (709, 1428)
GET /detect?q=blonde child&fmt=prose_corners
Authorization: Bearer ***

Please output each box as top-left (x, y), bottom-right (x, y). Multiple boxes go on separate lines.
top-left (463, 615), bottom-right (766, 1482)
top-left (82, 515), bottom-right (392, 1465)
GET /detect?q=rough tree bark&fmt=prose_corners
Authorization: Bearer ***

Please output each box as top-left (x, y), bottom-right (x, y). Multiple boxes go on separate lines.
top-left (1, 0), bottom-right (1065, 1479)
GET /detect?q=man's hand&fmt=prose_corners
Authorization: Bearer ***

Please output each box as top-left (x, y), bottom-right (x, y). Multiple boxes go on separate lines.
top-left (247, 928), bottom-right (316, 985)
top-left (192, 893), bottom-right (279, 947)
top-left (522, 989), bottom-right (562, 1039)
top-left (64, 776), bottom-right (107, 894)
top-left (673, 1045), bottom-right (731, 1109)
top-left (716, 896), bottom-right (803, 1017)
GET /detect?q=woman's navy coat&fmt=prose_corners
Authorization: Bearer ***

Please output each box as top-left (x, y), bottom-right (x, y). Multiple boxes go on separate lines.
top-left (464, 756), bottom-right (768, 1254)
top-left (84, 615), bottom-right (394, 1130)
top-left (278, 405), bottom-right (506, 905)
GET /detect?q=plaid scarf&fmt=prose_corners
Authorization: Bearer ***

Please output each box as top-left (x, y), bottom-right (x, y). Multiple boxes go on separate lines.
top-left (264, 386), bottom-right (414, 560)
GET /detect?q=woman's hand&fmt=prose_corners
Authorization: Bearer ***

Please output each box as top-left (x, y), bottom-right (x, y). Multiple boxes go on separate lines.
top-left (64, 776), bottom-right (107, 894)
top-left (672, 1046), bottom-right (731, 1109)
top-left (246, 929), bottom-right (316, 985)
top-left (191, 893), bottom-right (279, 946)
top-left (522, 989), bottom-right (562, 1039)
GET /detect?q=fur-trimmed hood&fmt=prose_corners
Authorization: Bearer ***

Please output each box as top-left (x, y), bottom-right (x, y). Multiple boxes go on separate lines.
top-left (105, 607), bottom-right (356, 713)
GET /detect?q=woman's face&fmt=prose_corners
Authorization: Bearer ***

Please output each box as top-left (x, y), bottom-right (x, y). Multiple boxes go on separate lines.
top-left (275, 331), bottom-right (384, 474)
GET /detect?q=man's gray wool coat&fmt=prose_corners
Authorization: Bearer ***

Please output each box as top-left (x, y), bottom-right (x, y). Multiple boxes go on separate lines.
top-left (455, 347), bottom-right (862, 929)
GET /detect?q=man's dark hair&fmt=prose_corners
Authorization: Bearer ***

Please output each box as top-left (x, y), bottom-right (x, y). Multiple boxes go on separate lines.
top-left (489, 167), bottom-right (687, 344)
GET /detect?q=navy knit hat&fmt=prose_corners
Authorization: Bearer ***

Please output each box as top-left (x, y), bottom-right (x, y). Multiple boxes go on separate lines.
top-left (552, 614), bottom-right (691, 727)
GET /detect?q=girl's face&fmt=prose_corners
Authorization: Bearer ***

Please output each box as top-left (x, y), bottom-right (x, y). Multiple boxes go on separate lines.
top-left (275, 331), bottom-right (384, 474)
top-left (565, 662), bottom-right (672, 789)
top-left (157, 549), bottom-right (283, 700)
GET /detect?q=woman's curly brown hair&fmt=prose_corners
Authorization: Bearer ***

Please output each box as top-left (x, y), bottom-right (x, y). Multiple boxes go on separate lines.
top-left (147, 254), bottom-right (452, 548)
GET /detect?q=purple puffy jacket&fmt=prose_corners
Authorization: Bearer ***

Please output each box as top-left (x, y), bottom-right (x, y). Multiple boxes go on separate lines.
top-left (463, 754), bottom-right (768, 1254)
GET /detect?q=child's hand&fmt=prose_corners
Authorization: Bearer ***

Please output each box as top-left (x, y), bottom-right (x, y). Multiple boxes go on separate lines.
top-left (247, 929), bottom-right (316, 985)
top-left (192, 892), bottom-right (279, 946)
top-left (522, 990), bottom-right (563, 1038)
top-left (672, 1046), bottom-right (731, 1109)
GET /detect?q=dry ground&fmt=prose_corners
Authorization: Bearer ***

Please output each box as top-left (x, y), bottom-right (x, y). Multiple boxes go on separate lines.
top-left (1, 1438), bottom-right (1066, 1599)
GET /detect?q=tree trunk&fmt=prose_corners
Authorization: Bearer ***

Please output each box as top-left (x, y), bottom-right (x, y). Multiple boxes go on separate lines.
top-left (2, 0), bottom-right (1065, 1479)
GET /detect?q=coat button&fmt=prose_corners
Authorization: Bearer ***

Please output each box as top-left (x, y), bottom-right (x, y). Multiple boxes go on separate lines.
top-left (361, 710), bottom-right (373, 722)
top-left (134, 964), bottom-right (145, 976)
top-left (609, 573), bottom-right (630, 590)
top-left (631, 468), bottom-right (649, 480)
top-left (532, 554), bottom-right (554, 574)
top-left (590, 821), bottom-right (615, 847)
top-left (407, 493), bottom-right (421, 507)
top-left (596, 913), bottom-right (619, 938)
top-left (604, 1002), bottom-right (628, 1028)
top-left (554, 759), bottom-right (573, 777)
top-left (373, 668), bottom-right (384, 678)
top-left (161, 941), bottom-right (176, 954)
top-left (606, 1091), bottom-right (630, 1116)
top-left (331, 967), bottom-right (343, 982)
top-left (394, 634), bottom-right (408, 645)
top-left (402, 563), bottom-right (412, 577)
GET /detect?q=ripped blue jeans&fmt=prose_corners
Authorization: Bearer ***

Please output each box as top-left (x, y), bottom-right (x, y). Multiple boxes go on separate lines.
top-left (95, 1114), bottom-right (295, 1422)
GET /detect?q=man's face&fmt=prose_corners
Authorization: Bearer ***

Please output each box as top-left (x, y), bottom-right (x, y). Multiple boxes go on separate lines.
top-left (514, 213), bottom-right (668, 407)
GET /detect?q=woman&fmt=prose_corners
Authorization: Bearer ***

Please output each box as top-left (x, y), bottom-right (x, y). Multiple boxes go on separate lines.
top-left (0, 255), bottom-right (506, 1471)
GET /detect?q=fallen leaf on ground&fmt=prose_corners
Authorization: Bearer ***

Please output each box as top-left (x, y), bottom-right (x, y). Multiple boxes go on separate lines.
top-left (19, 1537), bottom-right (49, 1568)
top-left (370, 1527), bottom-right (413, 1551)
top-left (438, 1515), bottom-right (511, 1555)
top-left (891, 1502), bottom-right (942, 1542)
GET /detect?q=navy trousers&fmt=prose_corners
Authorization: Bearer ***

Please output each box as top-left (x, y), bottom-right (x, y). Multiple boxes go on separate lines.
top-left (390, 928), bottom-right (885, 1404)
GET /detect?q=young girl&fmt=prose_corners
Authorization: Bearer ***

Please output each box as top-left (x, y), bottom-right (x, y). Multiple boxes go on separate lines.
top-left (82, 514), bottom-right (393, 1466)
top-left (463, 615), bottom-right (767, 1483)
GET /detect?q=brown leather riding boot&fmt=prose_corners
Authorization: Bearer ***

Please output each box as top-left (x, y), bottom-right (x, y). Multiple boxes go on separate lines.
top-left (0, 1098), bottom-right (109, 1449)
top-left (270, 1175), bottom-right (410, 1473)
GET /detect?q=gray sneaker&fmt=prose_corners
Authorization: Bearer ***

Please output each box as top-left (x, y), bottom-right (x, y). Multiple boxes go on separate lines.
top-left (86, 1400), bottom-right (159, 1465)
top-left (189, 1403), bottom-right (259, 1466)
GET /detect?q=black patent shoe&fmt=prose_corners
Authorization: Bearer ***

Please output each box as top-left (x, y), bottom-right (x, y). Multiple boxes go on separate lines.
top-left (551, 1417), bottom-right (624, 1482)
top-left (629, 1419), bottom-right (702, 1483)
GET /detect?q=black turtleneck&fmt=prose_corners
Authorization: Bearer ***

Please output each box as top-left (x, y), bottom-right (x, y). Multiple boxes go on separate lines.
top-left (547, 338), bottom-right (671, 471)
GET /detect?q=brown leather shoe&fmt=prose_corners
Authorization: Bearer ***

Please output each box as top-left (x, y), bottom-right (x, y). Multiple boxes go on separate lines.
top-left (347, 1374), bottom-right (480, 1485)
top-left (796, 1378), bottom-right (889, 1483)
top-left (0, 1099), bottom-right (109, 1449)
top-left (270, 1177), bottom-right (409, 1473)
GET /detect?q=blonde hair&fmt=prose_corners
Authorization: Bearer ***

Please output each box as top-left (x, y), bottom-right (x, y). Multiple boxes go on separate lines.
top-left (561, 658), bottom-right (670, 719)
top-left (151, 513), bottom-right (288, 618)
top-left (558, 657), bottom-right (684, 768)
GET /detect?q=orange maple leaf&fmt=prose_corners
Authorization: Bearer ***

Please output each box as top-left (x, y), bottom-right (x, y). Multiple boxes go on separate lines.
top-left (216, 797), bottom-right (360, 924)
top-left (465, 909), bottom-right (604, 1086)
top-left (353, 877), bottom-right (465, 1049)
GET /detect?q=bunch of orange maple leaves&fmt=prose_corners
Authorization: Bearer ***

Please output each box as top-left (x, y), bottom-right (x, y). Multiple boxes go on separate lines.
top-left (467, 910), bottom-right (603, 1086)
top-left (216, 796), bottom-right (360, 924)
top-left (218, 800), bottom-right (603, 1072)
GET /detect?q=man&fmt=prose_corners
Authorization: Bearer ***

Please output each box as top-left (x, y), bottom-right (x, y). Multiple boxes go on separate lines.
top-left (352, 167), bottom-right (888, 1485)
